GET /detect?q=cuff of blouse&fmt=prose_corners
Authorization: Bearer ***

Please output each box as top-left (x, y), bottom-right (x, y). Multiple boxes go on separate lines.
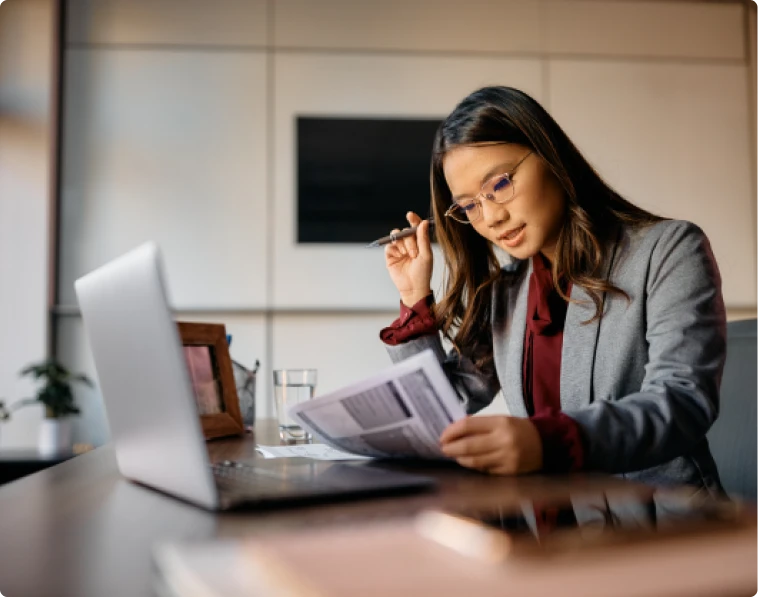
top-left (530, 412), bottom-right (586, 473)
top-left (379, 294), bottom-right (436, 346)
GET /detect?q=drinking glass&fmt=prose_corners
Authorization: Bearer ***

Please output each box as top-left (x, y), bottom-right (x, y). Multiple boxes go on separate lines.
top-left (273, 369), bottom-right (317, 443)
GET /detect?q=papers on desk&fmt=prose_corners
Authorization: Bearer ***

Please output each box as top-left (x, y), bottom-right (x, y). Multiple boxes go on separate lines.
top-left (255, 444), bottom-right (373, 461)
top-left (288, 350), bottom-right (466, 460)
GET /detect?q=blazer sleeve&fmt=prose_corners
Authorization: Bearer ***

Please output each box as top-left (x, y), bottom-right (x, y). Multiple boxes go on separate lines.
top-left (566, 222), bottom-right (727, 473)
top-left (385, 333), bottom-right (501, 414)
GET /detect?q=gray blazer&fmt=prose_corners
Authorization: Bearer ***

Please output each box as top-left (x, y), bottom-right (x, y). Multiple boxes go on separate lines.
top-left (386, 220), bottom-right (726, 495)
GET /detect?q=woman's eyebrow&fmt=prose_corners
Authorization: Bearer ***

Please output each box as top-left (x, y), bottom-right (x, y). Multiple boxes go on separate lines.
top-left (452, 161), bottom-right (517, 201)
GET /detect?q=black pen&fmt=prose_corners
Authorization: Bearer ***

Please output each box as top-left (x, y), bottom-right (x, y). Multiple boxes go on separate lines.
top-left (365, 218), bottom-right (435, 248)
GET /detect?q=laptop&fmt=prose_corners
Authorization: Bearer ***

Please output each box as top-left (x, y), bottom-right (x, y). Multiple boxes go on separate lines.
top-left (74, 242), bottom-right (436, 510)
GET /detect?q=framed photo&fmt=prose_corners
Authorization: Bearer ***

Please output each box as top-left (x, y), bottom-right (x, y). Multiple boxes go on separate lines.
top-left (176, 321), bottom-right (244, 440)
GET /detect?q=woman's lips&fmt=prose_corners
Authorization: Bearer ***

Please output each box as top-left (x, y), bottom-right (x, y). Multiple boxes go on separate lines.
top-left (499, 224), bottom-right (526, 247)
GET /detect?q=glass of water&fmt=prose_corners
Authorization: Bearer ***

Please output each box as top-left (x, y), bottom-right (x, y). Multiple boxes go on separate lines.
top-left (273, 369), bottom-right (317, 444)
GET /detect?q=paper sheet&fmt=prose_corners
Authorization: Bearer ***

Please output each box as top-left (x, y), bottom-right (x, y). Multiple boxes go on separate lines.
top-left (288, 349), bottom-right (466, 460)
top-left (255, 444), bottom-right (374, 461)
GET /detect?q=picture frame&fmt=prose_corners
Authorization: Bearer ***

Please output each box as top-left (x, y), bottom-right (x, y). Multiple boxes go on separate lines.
top-left (176, 321), bottom-right (244, 440)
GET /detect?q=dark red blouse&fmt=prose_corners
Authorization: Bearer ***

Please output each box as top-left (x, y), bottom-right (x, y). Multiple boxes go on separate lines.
top-left (380, 256), bottom-right (586, 473)
top-left (522, 254), bottom-right (585, 472)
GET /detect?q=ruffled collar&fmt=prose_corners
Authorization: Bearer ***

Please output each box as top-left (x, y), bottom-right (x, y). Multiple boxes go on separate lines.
top-left (526, 253), bottom-right (570, 336)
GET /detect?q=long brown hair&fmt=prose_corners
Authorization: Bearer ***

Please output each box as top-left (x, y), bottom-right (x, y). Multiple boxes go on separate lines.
top-left (430, 86), bottom-right (663, 372)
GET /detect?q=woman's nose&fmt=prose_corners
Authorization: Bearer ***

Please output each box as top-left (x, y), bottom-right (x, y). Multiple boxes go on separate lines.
top-left (480, 198), bottom-right (508, 228)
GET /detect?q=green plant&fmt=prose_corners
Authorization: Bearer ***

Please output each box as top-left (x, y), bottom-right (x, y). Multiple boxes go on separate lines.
top-left (6, 358), bottom-right (93, 419)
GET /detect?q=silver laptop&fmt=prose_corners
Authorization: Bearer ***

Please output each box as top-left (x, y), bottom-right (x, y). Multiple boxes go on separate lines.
top-left (74, 242), bottom-right (435, 510)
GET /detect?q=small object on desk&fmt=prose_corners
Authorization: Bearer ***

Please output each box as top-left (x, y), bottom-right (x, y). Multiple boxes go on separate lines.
top-left (231, 358), bottom-right (259, 431)
top-left (255, 444), bottom-right (373, 461)
top-left (365, 218), bottom-right (435, 248)
top-left (176, 321), bottom-right (245, 440)
top-left (273, 368), bottom-right (317, 444)
top-left (72, 443), bottom-right (94, 455)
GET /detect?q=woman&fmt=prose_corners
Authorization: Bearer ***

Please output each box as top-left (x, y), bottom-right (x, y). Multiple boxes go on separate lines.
top-left (381, 86), bottom-right (725, 494)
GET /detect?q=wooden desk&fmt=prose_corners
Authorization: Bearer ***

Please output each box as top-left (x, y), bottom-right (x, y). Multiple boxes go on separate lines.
top-left (0, 420), bottom-right (749, 597)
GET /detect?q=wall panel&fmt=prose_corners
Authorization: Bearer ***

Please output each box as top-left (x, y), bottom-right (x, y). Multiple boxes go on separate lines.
top-left (549, 59), bottom-right (754, 306)
top-left (59, 49), bottom-right (269, 309)
top-left (544, 1), bottom-right (744, 60)
top-left (274, 0), bottom-right (540, 53)
top-left (273, 53), bottom-right (544, 308)
top-left (0, 0), bottom-right (53, 448)
top-left (67, 0), bottom-right (267, 47)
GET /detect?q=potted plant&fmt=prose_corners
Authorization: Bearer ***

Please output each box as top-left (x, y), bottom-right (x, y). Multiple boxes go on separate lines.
top-left (1, 358), bottom-right (92, 455)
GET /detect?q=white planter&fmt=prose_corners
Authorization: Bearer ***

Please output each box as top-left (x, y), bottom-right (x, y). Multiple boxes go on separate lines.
top-left (38, 418), bottom-right (72, 456)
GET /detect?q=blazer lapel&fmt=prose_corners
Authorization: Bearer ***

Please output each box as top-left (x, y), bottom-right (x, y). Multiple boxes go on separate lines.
top-left (559, 285), bottom-right (601, 411)
top-left (560, 234), bottom-right (621, 411)
top-left (492, 259), bottom-right (531, 418)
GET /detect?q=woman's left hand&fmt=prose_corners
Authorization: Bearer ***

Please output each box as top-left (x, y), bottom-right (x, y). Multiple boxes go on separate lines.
top-left (439, 416), bottom-right (543, 475)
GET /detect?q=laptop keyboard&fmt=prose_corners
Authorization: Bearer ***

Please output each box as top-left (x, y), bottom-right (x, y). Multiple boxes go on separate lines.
top-left (214, 459), bottom-right (282, 481)
top-left (210, 459), bottom-right (434, 506)
top-left (211, 460), bottom-right (324, 497)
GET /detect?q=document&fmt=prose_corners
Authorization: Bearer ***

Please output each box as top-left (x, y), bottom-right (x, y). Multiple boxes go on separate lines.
top-left (289, 349), bottom-right (466, 460)
top-left (255, 444), bottom-right (373, 461)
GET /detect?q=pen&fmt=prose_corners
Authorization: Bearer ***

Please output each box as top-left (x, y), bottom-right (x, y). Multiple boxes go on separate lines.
top-left (365, 218), bottom-right (435, 248)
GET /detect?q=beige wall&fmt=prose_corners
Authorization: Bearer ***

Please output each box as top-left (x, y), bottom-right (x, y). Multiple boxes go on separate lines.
top-left (3, 0), bottom-right (753, 445)
top-left (0, 0), bottom-right (54, 447)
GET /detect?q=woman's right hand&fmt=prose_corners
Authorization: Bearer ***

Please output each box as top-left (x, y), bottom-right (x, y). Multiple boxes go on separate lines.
top-left (384, 211), bottom-right (433, 307)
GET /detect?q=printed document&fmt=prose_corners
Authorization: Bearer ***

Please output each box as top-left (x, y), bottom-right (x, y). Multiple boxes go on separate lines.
top-left (255, 444), bottom-right (373, 461)
top-left (289, 350), bottom-right (465, 459)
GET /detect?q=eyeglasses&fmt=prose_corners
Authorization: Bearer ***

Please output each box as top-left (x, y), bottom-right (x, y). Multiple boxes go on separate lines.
top-left (444, 151), bottom-right (532, 224)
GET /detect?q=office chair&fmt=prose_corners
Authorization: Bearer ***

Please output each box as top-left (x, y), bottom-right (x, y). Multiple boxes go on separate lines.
top-left (707, 318), bottom-right (757, 502)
